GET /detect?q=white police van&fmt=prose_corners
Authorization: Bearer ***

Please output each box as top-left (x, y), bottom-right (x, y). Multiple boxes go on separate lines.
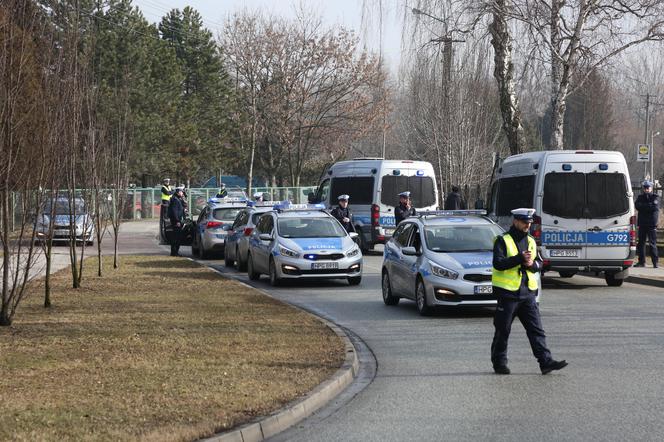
top-left (487, 150), bottom-right (636, 286)
top-left (311, 159), bottom-right (439, 251)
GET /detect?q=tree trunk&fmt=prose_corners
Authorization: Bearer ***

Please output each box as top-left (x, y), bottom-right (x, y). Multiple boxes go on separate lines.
top-left (489, 0), bottom-right (525, 155)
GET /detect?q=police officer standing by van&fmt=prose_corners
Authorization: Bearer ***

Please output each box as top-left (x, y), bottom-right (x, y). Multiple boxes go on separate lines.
top-left (395, 191), bottom-right (416, 225)
top-left (635, 180), bottom-right (659, 268)
top-left (330, 194), bottom-right (355, 233)
top-left (491, 208), bottom-right (568, 375)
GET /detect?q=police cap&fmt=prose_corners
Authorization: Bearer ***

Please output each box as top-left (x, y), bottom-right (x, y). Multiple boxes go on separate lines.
top-left (511, 208), bottom-right (535, 221)
top-left (643, 180), bottom-right (653, 188)
top-left (338, 194), bottom-right (349, 201)
top-left (398, 191), bottom-right (411, 198)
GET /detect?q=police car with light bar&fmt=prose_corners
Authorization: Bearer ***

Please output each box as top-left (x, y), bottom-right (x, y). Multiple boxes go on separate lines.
top-left (246, 202), bottom-right (363, 286)
top-left (191, 197), bottom-right (247, 259)
top-left (224, 200), bottom-right (280, 270)
top-left (381, 210), bottom-right (541, 315)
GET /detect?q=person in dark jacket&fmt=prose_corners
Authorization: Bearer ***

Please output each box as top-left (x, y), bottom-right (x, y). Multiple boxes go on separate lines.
top-left (330, 194), bottom-right (355, 233)
top-left (167, 188), bottom-right (185, 256)
top-left (394, 191), bottom-right (416, 225)
top-left (634, 180), bottom-right (660, 268)
top-left (491, 208), bottom-right (568, 375)
top-left (216, 183), bottom-right (228, 198)
top-left (444, 185), bottom-right (466, 210)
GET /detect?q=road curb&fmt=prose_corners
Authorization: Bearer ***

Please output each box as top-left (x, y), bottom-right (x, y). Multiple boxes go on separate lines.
top-left (198, 263), bottom-right (360, 442)
top-left (624, 275), bottom-right (664, 288)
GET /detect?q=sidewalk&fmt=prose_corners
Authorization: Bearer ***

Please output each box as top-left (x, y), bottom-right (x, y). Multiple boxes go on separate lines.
top-left (628, 257), bottom-right (664, 288)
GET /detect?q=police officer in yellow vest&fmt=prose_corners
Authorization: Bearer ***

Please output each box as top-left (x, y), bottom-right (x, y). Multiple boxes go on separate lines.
top-left (161, 178), bottom-right (173, 205)
top-left (491, 208), bottom-right (568, 375)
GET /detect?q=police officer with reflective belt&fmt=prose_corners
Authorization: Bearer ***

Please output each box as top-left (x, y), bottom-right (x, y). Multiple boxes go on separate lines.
top-left (167, 187), bottom-right (186, 257)
top-left (394, 191), bottom-right (416, 225)
top-left (330, 194), bottom-right (355, 233)
top-left (491, 208), bottom-right (568, 375)
top-left (216, 183), bottom-right (228, 198)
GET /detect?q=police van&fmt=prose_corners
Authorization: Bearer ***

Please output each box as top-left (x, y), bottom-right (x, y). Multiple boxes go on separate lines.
top-left (311, 158), bottom-right (439, 251)
top-left (487, 150), bottom-right (636, 286)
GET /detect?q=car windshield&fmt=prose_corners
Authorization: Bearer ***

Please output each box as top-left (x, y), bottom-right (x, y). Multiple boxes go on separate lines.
top-left (424, 224), bottom-right (503, 252)
top-left (213, 208), bottom-right (242, 221)
top-left (45, 199), bottom-right (86, 215)
top-left (278, 217), bottom-right (347, 238)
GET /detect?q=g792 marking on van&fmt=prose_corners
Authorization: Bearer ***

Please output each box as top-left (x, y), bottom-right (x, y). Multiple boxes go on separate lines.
top-left (542, 230), bottom-right (630, 245)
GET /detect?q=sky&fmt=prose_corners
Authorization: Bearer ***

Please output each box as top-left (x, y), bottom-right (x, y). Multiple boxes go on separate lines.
top-left (131, 0), bottom-right (404, 71)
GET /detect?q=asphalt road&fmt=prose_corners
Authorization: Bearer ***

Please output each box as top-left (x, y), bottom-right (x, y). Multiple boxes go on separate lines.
top-left (201, 247), bottom-right (664, 442)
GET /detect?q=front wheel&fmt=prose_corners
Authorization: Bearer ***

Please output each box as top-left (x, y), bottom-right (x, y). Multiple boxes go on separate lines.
top-left (247, 254), bottom-right (260, 280)
top-left (348, 275), bottom-right (361, 286)
top-left (605, 272), bottom-right (624, 287)
top-left (236, 246), bottom-right (247, 271)
top-left (416, 279), bottom-right (433, 316)
top-left (224, 248), bottom-right (234, 267)
top-left (269, 258), bottom-right (281, 286)
top-left (381, 271), bottom-right (399, 306)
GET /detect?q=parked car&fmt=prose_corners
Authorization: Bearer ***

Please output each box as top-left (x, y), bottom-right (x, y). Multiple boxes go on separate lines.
top-left (246, 202), bottom-right (363, 286)
top-left (191, 197), bottom-right (247, 259)
top-left (224, 201), bottom-right (279, 270)
top-left (381, 210), bottom-right (540, 315)
top-left (35, 197), bottom-right (95, 245)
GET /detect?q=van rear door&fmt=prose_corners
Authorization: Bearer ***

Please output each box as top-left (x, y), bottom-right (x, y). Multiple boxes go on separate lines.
top-left (583, 162), bottom-right (631, 261)
top-left (540, 163), bottom-right (587, 261)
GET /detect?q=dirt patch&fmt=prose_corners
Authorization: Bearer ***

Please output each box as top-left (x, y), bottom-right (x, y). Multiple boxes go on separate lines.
top-left (0, 255), bottom-right (344, 441)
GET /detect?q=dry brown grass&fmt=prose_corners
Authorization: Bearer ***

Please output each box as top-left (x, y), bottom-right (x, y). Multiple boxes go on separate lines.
top-left (0, 255), bottom-right (344, 441)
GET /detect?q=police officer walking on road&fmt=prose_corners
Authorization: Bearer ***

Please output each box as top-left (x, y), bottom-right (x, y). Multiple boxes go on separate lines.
top-left (491, 208), bottom-right (568, 375)
top-left (167, 187), bottom-right (186, 257)
top-left (634, 180), bottom-right (659, 268)
top-left (253, 192), bottom-right (264, 203)
top-left (394, 191), bottom-right (416, 225)
top-left (330, 194), bottom-right (355, 233)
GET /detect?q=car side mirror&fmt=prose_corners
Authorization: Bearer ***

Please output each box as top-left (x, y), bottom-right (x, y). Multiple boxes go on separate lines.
top-left (402, 246), bottom-right (419, 256)
top-left (259, 233), bottom-right (273, 241)
top-left (349, 232), bottom-right (359, 239)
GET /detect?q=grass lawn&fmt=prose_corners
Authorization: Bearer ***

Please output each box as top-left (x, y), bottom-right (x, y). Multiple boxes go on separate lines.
top-left (0, 255), bottom-right (344, 441)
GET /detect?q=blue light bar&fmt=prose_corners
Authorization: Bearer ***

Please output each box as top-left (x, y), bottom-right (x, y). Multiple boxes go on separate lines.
top-left (208, 197), bottom-right (247, 204)
top-left (418, 210), bottom-right (487, 217)
top-left (562, 164), bottom-right (572, 171)
top-left (599, 163), bottom-right (608, 170)
top-left (416, 169), bottom-right (424, 176)
top-left (272, 201), bottom-right (326, 212)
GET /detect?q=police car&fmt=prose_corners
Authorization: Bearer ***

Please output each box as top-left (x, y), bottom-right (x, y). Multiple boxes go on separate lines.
top-left (224, 200), bottom-right (279, 270)
top-left (191, 197), bottom-right (247, 259)
top-left (381, 210), bottom-right (540, 315)
top-left (246, 202), bottom-right (363, 286)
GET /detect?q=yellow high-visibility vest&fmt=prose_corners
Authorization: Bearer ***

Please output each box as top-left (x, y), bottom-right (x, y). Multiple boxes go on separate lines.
top-left (492, 233), bottom-right (539, 292)
top-left (161, 185), bottom-right (172, 202)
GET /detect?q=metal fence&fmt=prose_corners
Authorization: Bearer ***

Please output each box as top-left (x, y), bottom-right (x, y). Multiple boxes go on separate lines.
top-left (122, 186), bottom-right (318, 220)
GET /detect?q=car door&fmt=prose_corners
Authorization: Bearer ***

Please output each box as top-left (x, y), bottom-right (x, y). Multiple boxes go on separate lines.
top-left (384, 224), bottom-right (406, 294)
top-left (227, 210), bottom-right (246, 260)
top-left (391, 223), bottom-right (415, 296)
top-left (196, 207), bottom-right (209, 249)
top-left (400, 225), bottom-right (423, 296)
top-left (252, 214), bottom-right (274, 273)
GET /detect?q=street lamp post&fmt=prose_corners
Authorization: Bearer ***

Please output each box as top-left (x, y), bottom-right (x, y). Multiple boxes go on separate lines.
top-left (651, 130), bottom-right (660, 182)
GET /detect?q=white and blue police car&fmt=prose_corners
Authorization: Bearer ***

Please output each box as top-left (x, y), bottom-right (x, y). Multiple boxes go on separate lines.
top-left (246, 202), bottom-right (363, 286)
top-left (381, 210), bottom-right (540, 315)
top-left (192, 197), bottom-right (247, 259)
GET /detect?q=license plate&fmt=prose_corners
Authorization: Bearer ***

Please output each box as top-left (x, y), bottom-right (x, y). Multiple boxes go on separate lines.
top-left (549, 249), bottom-right (579, 258)
top-left (311, 262), bottom-right (338, 270)
top-left (474, 285), bottom-right (492, 294)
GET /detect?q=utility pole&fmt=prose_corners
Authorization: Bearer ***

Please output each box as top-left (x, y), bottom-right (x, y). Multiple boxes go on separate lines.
top-left (644, 93), bottom-right (650, 180)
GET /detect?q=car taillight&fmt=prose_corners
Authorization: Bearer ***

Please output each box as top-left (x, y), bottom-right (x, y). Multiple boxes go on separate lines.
top-left (629, 215), bottom-right (637, 247)
top-left (531, 215), bottom-right (542, 245)
top-left (243, 227), bottom-right (254, 236)
top-left (371, 204), bottom-right (380, 227)
top-left (206, 221), bottom-right (223, 229)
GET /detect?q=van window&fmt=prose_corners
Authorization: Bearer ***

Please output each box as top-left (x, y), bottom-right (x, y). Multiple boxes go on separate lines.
top-left (543, 173), bottom-right (585, 218)
top-left (317, 179), bottom-right (330, 204)
top-left (380, 176), bottom-right (436, 207)
top-left (543, 172), bottom-right (629, 219)
top-left (586, 173), bottom-right (628, 218)
top-left (330, 177), bottom-right (374, 205)
top-left (495, 176), bottom-right (535, 216)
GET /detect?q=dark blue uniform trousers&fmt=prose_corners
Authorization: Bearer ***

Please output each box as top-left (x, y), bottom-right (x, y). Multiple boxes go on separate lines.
top-left (491, 296), bottom-right (552, 367)
top-left (637, 226), bottom-right (659, 265)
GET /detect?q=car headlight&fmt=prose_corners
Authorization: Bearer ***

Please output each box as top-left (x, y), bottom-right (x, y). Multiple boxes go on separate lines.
top-left (430, 263), bottom-right (458, 280)
top-left (346, 246), bottom-right (360, 258)
top-left (279, 245), bottom-right (300, 258)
